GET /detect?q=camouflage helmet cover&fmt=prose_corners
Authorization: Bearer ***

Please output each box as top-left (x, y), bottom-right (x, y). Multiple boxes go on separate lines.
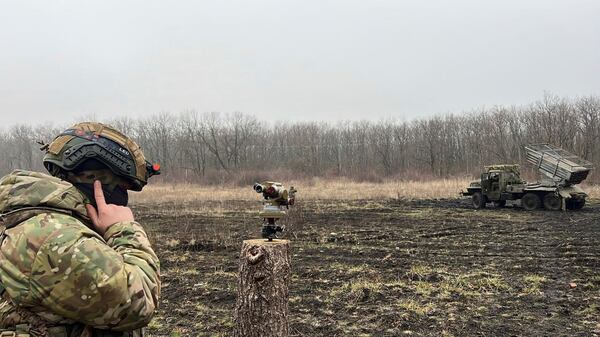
top-left (43, 122), bottom-right (160, 191)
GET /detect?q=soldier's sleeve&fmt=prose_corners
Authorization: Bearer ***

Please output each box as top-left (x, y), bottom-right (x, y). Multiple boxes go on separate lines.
top-left (29, 218), bottom-right (160, 331)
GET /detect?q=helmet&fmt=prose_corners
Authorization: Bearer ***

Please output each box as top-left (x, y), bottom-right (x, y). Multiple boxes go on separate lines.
top-left (43, 122), bottom-right (160, 191)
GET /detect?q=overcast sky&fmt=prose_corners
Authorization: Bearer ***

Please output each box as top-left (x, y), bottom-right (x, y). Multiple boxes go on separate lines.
top-left (0, 0), bottom-right (599, 126)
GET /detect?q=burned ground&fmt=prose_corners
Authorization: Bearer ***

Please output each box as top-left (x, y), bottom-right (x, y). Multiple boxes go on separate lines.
top-left (137, 197), bottom-right (600, 337)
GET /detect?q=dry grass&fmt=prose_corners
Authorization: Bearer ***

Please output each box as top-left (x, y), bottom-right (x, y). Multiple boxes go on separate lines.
top-left (131, 178), bottom-right (470, 203)
top-left (582, 184), bottom-right (600, 199)
top-left (131, 178), bottom-right (600, 204)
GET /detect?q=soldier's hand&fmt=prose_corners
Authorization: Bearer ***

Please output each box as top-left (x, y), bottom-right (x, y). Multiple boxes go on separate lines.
top-left (85, 180), bottom-right (135, 235)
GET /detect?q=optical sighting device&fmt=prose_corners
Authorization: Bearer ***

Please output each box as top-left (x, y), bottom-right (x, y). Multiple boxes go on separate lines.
top-left (253, 181), bottom-right (297, 241)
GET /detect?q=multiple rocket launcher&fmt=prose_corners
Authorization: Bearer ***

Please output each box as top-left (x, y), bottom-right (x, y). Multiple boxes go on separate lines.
top-left (525, 143), bottom-right (593, 186)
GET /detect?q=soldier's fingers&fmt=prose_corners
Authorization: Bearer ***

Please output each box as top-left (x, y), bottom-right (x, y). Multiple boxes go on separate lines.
top-left (85, 204), bottom-right (100, 226)
top-left (93, 180), bottom-right (107, 209)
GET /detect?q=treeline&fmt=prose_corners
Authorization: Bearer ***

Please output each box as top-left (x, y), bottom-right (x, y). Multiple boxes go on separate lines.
top-left (2, 94), bottom-right (600, 184)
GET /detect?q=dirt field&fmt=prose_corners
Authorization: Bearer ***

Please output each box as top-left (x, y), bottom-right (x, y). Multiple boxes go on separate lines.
top-left (135, 193), bottom-right (600, 337)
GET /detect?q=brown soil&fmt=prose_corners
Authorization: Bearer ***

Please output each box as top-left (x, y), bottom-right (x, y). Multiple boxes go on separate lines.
top-left (136, 198), bottom-right (600, 337)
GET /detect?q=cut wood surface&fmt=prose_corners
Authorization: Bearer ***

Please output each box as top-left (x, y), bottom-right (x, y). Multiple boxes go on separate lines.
top-left (234, 239), bottom-right (291, 337)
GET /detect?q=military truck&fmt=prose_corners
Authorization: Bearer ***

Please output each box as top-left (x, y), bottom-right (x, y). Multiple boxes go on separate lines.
top-left (462, 144), bottom-right (593, 210)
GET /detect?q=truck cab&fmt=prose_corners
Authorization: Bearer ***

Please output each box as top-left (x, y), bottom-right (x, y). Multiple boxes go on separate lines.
top-left (463, 165), bottom-right (526, 208)
top-left (482, 169), bottom-right (525, 196)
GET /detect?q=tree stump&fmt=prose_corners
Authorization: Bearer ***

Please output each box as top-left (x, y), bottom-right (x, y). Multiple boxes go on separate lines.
top-left (234, 239), bottom-right (291, 337)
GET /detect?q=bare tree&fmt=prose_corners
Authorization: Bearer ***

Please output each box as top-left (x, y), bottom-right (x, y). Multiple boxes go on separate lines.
top-left (1, 94), bottom-right (599, 183)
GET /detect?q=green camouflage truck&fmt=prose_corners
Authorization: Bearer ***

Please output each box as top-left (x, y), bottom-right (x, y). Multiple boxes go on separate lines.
top-left (462, 144), bottom-right (593, 211)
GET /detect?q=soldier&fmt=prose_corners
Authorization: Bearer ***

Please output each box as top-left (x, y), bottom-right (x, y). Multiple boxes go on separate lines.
top-left (0, 122), bottom-right (161, 337)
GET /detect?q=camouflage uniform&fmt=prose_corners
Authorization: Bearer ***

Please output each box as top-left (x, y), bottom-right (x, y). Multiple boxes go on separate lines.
top-left (0, 170), bottom-right (160, 336)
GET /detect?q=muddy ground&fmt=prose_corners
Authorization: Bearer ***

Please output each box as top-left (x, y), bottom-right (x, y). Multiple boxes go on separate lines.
top-left (134, 197), bottom-right (600, 337)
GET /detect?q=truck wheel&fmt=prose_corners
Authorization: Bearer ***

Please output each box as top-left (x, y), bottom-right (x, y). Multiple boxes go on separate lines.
top-left (567, 198), bottom-right (586, 210)
top-left (543, 194), bottom-right (562, 211)
top-left (521, 193), bottom-right (541, 211)
top-left (472, 192), bottom-right (486, 209)
top-left (574, 199), bottom-right (586, 210)
top-left (493, 200), bottom-right (506, 208)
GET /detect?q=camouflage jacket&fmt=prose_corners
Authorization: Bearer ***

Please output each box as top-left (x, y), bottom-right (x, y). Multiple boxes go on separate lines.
top-left (0, 170), bottom-right (160, 332)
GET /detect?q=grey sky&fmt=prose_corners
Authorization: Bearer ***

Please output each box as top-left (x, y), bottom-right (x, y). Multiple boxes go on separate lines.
top-left (0, 0), bottom-right (599, 125)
